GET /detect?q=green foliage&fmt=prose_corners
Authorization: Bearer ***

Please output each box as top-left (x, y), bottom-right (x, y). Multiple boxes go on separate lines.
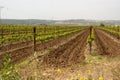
top-left (36, 29), bottom-right (83, 42)
top-left (100, 23), bottom-right (105, 27)
top-left (87, 36), bottom-right (92, 44)
top-left (99, 26), bottom-right (120, 35)
top-left (0, 25), bottom-right (86, 44)
top-left (0, 54), bottom-right (20, 80)
top-left (47, 47), bottom-right (54, 51)
top-left (87, 28), bottom-right (95, 44)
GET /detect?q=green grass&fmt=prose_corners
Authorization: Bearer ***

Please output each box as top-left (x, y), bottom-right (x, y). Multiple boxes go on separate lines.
top-left (47, 47), bottom-right (54, 51)
top-left (85, 53), bottom-right (107, 64)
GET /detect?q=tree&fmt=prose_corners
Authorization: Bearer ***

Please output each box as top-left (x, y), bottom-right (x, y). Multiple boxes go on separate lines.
top-left (100, 23), bottom-right (105, 27)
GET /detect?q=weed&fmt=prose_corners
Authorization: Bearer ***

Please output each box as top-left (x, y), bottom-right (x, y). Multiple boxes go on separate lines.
top-left (0, 54), bottom-right (20, 80)
top-left (47, 47), bottom-right (54, 51)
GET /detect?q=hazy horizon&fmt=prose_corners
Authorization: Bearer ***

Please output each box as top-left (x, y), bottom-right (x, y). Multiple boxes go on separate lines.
top-left (0, 0), bottom-right (120, 20)
top-left (1, 18), bottom-right (118, 21)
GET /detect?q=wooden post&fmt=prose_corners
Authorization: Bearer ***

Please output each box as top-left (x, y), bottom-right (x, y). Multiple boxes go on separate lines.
top-left (90, 26), bottom-right (92, 39)
top-left (33, 27), bottom-right (36, 52)
top-left (118, 26), bottom-right (120, 40)
top-left (90, 26), bottom-right (92, 54)
top-left (1, 26), bottom-right (3, 39)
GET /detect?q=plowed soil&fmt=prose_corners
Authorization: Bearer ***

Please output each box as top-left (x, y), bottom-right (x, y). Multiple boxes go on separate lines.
top-left (94, 28), bottom-right (120, 57)
top-left (42, 29), bottom-right (89, 67)
top-left (0, 30), bottom-right (84, 66)
top-left (14, 28), bottom-right (120, 80)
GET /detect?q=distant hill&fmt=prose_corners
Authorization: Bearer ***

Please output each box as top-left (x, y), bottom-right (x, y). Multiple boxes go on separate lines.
top-left (0, 19), bottom-right (56, 25)
top-left (0, 19), bottom-right (120, 26)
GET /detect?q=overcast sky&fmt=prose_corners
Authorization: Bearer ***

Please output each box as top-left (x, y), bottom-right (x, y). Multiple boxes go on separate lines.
top-left (0, 0), bottom-right (120, 20)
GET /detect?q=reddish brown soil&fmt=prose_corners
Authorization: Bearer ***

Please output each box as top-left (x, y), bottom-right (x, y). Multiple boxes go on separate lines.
top-left (0, 40), bottom-right (33, 53)
top-left (0, 30), bottom-right (84, 67)
top-left (100, 29), bottom-right (120, 40)
top-left (94, 28), bottom-right (120, 57)
top-left (42, 29), bottom-right (89, 68)
top-left (0, 30), bottom-right (82, 53)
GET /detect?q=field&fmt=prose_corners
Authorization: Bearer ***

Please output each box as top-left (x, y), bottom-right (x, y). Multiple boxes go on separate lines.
top-left (0, 25), bottom-right (120, 80)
